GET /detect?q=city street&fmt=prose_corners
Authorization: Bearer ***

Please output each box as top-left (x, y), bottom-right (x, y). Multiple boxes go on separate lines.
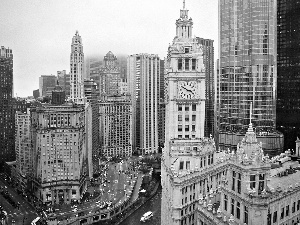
top-left (0, 177), bottom-right (38, 225)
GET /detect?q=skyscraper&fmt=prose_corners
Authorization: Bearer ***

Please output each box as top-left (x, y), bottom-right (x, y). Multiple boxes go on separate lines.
top-left (127, 54), bottom-right (160, 154)
top-left (277, 0), bottom-right (300, 150)
top-left (161, 2), bottom-right (212, 224)
top-left (99, 95), bottom-right (132, 157)
top-left (30, 104), bottom-right (88, 204)
top-left (217, 0), bottom-right (283, 156)
top-left (99, 51), bottom-right (122, 97)
top-left (57, 70), bottom-right (70, 98)
top-left (0, 46), bottom-right (14, 163)
top-left (197, 38), bottom-right (214, 138)
top-left (70, 31), bottom-right (85, 103)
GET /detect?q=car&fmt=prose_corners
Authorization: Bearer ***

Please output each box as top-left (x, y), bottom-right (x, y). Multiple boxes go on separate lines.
top-left (72, 208), bottom-right (78, 212)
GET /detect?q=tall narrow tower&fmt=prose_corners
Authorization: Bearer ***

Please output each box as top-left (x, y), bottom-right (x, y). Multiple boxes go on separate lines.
top-left (70, 31), bottom-right (85, 103)
top-left (161, 2), bottom-right (215, 224)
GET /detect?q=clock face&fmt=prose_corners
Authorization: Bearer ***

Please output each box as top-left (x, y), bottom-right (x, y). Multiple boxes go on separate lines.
top-left (178, 81), bottom-right (197, 99)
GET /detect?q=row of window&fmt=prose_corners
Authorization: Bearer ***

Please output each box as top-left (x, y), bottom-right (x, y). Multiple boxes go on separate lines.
top-left (224, 195), bottom-right (248, 224)
top-left (270, 200), bottom-right (300, 224)
top-left (178, 104), bottom-right (197, 111)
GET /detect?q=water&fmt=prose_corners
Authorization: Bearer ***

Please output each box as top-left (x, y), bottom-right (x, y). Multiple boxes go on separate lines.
top-left (120, 188), bottom-right (161, 225)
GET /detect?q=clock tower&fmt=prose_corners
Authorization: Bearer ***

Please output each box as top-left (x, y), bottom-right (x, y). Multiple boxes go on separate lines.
top-left (161, 2), bottom-right (215, 225)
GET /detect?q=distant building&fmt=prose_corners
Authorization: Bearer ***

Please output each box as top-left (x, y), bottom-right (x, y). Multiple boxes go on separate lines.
top-left (70, 31), bottom-right (85, 104)
top-left (99, 95), bottom-right (133, 157)
top-left (127, 54), bottom-right (160, 154)
top-left (83, 79), bottom-right (98, 102)
top-left (118, 81), bottom-right (128, 95)
top-left (277, 0), bottom-right (300, 151)
top-left (99, 51), bottom-right (122, 96)
top-left (57, 70), bottom-right (70, 98)
top-left (33, 89), bottom-right (39, 99)
top-left (39, 75), bottom-right (57, 97)
top-left (30, 103), bottom-right (88, 204)
top-left (197, 37), bottom-right (214, 138)
top-left (217, 0), bottom-right (283, 156)
top-left (51, 85), bottom-right (65, 105)
top-left (0, 46), bottom-right (14, 163)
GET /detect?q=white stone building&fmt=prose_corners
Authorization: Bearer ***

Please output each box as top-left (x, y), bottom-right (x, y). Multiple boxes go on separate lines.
top-left (127, 54), bottom-right (160, 154)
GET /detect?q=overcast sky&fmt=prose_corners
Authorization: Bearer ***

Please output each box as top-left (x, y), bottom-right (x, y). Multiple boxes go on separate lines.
top-left (0, 0), bottom-right (218, 97)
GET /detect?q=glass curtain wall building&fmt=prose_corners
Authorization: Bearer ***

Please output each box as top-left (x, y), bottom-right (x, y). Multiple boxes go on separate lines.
top-left (277, 0), bottom-right (300, 151)
top-left (217, 0), bottom-right (283, 156)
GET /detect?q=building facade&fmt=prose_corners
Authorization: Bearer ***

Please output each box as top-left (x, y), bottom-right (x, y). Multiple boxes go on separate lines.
top-left (70, 31), bottom-right (85, 103)
top-left (158, 59), bottom-right (166, 148)
top-left (99, 95), bottom-right (132, 157)
top-left (276, 0), bottom-right (300, 151)
top-left (197, 38), bottom-right (214, 138)
top-left (99, 51), bottom-right (122, 97)
top-left (15, 108), bottom-right (33, 193)
top-left (57, 70), bottom-right (70, 98)
top-left (30, 104), bottom-right (87, 205)
top-left (217, 0), bottom-right (283, 156)
top-left (127, 54), bottom-right (160, 154)
top-left (161, 3), bottom-right (209, 224)
top-left (0, 46), bottom-right (14, 163)
top-left (39, 75), bottom-right (57, 97)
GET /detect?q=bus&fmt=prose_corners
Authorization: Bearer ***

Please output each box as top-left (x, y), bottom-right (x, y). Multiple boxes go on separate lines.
top-left (31, 217), bottom-right (41, 225)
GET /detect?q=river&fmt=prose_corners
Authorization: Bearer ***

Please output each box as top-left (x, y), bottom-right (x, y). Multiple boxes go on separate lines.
top-left (120, 187), bottom-right (161, 225)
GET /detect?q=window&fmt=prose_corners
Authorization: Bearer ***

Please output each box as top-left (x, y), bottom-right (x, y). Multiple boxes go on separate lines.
top-left (185, 125), bottom-right (189, 131)
top-left (237, 173), bottom-right (241, 194)
top-left (236, 202), bottom-right (240, 219)
top-left (185, 105), bottom-right (189, 111)
top-left (178, 59), bottom-right (183, 70)
top-left (273, 211), bottom-right (277, 223)
top-left (192, 59), bottom-right (196, 70)
top-left (231, 199), bottom-right (235, 216)
top-left (192, 104), bottom-right (196, 111)
top-left (208, 155), bottom-right (211, 165)
top-left (232, 171), bottom-right (236, 191)
top-left (185, 115), bottom-right (189, 121)
top-left (178, 125), bottom-right (182, 132)
top-left (200, 158), bottom-right (203, 168)
top-left (178, 105), bottom-right (182, 111)
top-left (250, 175), bottom-right (256, 189)
top-left (298, 200), bottom-right (300, 211)
top-left (258, 174), bottom-right (265, 194)
top-left (211, 154), bottom-right (213, 164)
top-left (178, 115), bottom-right (182, 121)
top-left (185, 48), bottom-right (189, 53)
top-left (192, 125), bottom-right (195, 131)
top-left (280, 207), bottom-right (284, 219)
top-left (192, 115), bottom-right (196, 121)
top-left (244, 206), bottom-right (248, 224)
top-left (185, 58), bottom-right (189, 70)
top-left (286, 205), bottom-right (289, 217)
top-left (292, 202), bottom-right (296, 213)
top-left (224, 195), bottom-right (228, 211)
top-left (179, 161), bottom-right (184, 170)
top-left (186, 161), bottom-right (190, 170)
top-left (185, 135), bottom-right (189, 138)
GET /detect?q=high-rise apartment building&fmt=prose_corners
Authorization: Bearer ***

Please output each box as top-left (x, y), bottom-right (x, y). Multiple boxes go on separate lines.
top-left (161, 3), bottom-right (211, 224)
top-left (197, 38), bottom-right (214, 137)
top-left (127, 54), bottom-right (160, 154)
top-left (217, 0), bottom-right (283, 156)
top-left (39, 75), bottom-right (57, 97)
top-left (30, 104), bottom-right (88, 204)
top-left (0, 46), bottom-right (14, 163)
top-left (83, 79), bottom-right (98, 102)
top-left (99, 95), bottom-right (132, 157)
top-left (277, 0), bottom-right (300, 151)
top-left (70, 31), bottom-right (85, 103)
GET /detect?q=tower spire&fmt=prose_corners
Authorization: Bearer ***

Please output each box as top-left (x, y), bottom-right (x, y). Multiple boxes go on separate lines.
top-left (183, 0), bottom-right (185, 9)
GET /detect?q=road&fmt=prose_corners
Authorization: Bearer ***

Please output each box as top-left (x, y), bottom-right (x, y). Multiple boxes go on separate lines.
top-left (0, 177), bottom-right (38, 225)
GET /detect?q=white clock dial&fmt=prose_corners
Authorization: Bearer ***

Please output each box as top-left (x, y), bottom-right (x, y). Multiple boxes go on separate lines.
top-left (178, 81), bottom-right (197, 99)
